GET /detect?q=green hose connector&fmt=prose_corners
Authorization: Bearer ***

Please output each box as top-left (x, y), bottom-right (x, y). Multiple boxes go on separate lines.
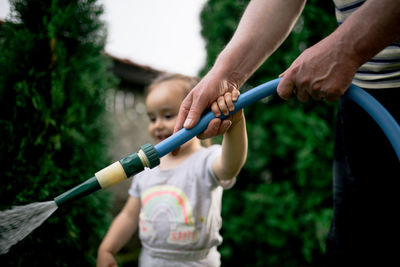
top-left (54, 144), bottom-right (160, 207)
top-left (120, 144), bottom-right (160, 176)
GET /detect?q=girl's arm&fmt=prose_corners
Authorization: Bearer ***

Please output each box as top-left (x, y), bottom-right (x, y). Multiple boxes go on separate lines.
top-left (212, 90), bottom-right (248, 180)
top-left (97, 196), bottom-right (141, 267)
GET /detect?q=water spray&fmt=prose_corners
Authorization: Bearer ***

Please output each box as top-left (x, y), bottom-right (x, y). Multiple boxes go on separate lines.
top-left (1, 78), bottom-right (399, 255)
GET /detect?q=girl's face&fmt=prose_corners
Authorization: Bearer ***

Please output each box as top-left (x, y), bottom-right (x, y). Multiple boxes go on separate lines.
top-left (145, 80), bottom-right (186, 143)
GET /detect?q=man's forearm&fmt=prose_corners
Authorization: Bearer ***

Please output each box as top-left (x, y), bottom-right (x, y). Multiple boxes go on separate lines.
top-left (213, 0), bottom-right (306, 86)
top-left (331, 0), bottom-right (400, 68)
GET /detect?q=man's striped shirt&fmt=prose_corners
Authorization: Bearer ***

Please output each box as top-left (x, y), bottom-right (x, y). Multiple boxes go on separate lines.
top-left (333, 0), bottom-right (400, 89)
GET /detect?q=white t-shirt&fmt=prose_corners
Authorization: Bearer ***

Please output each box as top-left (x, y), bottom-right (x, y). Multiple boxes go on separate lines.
top-left (129, 145), bottom-right (235, 266)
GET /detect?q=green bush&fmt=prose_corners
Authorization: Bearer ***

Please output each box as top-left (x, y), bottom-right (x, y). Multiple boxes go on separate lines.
top-left (200, 0), bottom-right (337, 265)
top-left (0, 0), bottom-right (117, 265)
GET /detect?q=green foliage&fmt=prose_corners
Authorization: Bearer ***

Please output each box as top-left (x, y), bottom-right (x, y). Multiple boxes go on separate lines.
top-left (0, 0), bottom-right (117, 265)
top-left (201, 0), bottom-right (338, 265)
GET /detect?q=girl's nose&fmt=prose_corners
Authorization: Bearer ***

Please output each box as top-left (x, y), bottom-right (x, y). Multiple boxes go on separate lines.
top-left (154, 118), bottom-right (164, 129)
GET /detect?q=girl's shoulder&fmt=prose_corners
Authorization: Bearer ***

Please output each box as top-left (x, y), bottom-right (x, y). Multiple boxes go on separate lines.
top-left (188, 144), bottom-right (221, 171)
top-left (198, 144), bottom-right (221, 156)
top-left (187, 144), bottom-right (221, 166)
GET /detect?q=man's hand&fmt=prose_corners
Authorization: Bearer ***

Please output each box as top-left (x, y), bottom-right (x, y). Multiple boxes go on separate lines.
top-left (174, 71), bottom-right (240, 138)
top-left (277, 34), bottom-right (359, 102)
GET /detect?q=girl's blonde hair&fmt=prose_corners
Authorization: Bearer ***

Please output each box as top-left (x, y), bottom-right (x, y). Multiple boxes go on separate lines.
top-left (146, 73), bottom-right (212, 147)
top-left (146, 73), bottom-right (199, 98)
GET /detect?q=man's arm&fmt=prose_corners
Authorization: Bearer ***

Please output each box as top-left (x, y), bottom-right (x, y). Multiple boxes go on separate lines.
top-left (174, 0), bottom-right (306, 136)
top-left (277, 0), bottom-right (400, 102)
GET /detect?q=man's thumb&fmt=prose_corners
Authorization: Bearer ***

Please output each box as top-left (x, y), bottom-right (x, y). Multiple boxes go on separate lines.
top-left (183, 108), bottom-right (202, 129)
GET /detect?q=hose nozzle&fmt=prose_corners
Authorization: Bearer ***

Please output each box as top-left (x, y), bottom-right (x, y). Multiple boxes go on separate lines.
top-left (54, 144), bottom-right (159, 206)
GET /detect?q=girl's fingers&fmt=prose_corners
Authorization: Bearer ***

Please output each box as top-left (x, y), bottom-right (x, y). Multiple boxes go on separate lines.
top-left (211, 90), bottom-right (240, 118)
top-left (217, 119), bottom-right (232, 135)
top-left (217, 96), bottom-right (229, 115)
top-left (232, 89), bottom-right (240, 101)
top-left (211, 102), bottom-right (221, 117)
top-left (224, 92), bottom-right (234, 112)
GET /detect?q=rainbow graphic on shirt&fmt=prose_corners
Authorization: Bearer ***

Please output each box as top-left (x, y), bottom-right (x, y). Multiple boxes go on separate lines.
top-left (140, 185), bottom-right (199, 245)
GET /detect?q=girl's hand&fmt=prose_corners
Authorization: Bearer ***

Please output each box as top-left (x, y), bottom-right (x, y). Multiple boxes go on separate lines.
top-left (210, 88), bottom-right (240, 117)
top-left (211, 89), bottom-right (244, 125)
top-left (207, 88), bottom-right (244, 133)
top-left (97, 250), bottom-right (118, 267)
top-left (196, 89), bottom-right (242, 140)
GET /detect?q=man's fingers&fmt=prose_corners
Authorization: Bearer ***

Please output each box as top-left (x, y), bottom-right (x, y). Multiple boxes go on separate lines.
top-left (297, 84), bottom-right (310, 102)
top-left (325, 92), bottom-right (341, 102)
top-left (277, 73), bottom-right (295, 100)
top-left (217, 119), bottom-right (232, 135)
top-left (174, 94), bottom-right (192, 134)
top-left (183, 95), bottom-right (210, 129)
top-left (197, 118), bottom-right (231, 139)
top-left (173, 93), bottom-right (193, 156)
top-left (197, 118), bottom-right (221, 139)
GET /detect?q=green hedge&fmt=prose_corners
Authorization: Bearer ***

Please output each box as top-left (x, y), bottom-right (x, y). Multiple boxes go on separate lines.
top-left (0, 0), bottom-right (118, 265)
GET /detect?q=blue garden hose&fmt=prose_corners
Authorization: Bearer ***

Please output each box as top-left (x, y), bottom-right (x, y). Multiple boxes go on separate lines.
top-left (54, 78), bottom-right (399, 206)
top-left (155, 78), bottom-right (400, 161)
top-left (345, 84), bottom-right (400, 160)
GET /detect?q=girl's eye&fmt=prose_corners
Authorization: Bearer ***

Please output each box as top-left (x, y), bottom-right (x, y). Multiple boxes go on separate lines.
top-left (149, 117), bottom-right (156, 122)
top-left (165, 114), bottom-right (174, 120)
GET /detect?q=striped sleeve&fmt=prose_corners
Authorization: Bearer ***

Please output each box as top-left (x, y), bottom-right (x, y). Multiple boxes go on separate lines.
top-left (333, 0), bottom-right (400, 89)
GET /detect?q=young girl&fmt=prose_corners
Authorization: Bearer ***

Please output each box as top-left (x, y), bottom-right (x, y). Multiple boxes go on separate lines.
top-left (97, 73), bottom-right (247, 267)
